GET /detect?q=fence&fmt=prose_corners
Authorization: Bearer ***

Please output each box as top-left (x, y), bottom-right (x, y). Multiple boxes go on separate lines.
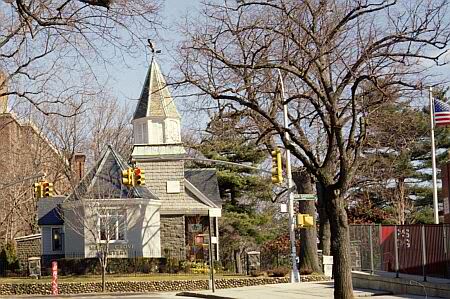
top-left (350, 224), bottom-right (450, 280)
top-left (0, 248), bottom-right (242, 278)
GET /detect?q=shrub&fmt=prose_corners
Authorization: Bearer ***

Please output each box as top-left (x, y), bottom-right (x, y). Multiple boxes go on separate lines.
top-left (268, 267), bottom-right (289, 277)
top-left (0, 243), bottom-right (20, 276)
top-left (57, 257), bottom-right (161, 275)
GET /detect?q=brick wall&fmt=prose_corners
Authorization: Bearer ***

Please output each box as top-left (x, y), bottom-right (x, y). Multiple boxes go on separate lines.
top-left (15, 235), bottom-right (41, 269)
top-left (0, 114), bottom-right (69, 242)
top-left (160, 215), bottom-right (185, 259)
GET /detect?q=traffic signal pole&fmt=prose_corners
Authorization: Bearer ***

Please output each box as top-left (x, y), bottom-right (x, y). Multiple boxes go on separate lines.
top-left (278, 69), bottom-right (300, 283)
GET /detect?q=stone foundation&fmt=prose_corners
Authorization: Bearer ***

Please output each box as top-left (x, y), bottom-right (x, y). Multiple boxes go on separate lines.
top-left (0, 276), bottom-right (330, 295)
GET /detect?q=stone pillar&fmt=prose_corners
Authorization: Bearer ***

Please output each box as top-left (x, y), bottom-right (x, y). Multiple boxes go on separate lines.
top-left (160, 215), bottom-right (185, 260)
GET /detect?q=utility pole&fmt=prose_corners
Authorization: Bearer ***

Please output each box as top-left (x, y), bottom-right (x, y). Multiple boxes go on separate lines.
top-left (278, 69), bottom-right (300, 283)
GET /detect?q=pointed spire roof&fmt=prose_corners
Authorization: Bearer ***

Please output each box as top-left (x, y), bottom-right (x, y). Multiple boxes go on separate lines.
top-left (67, 145), bottom-right (158, 200)
top-left (133, 58), bottom-right (180, 120)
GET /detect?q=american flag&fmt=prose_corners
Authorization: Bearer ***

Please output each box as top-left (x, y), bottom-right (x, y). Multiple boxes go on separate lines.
top-left (434, 99), bottom-right (450, 127)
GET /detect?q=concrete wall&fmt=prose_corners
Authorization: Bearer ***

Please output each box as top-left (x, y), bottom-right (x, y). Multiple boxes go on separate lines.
top-left (352, 272), bottom-right (450, 298)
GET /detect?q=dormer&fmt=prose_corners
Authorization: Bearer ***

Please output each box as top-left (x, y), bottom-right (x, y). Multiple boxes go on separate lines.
top-left (132, 59), bottom-right (181, 145)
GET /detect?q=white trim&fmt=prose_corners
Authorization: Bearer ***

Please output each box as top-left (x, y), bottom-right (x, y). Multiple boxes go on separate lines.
top-left (184, 179), bottom-right (219, 208)
top-left (15, 234), bottom-right (41, 242)
top-left (62, 198), bottom-right (161, 208)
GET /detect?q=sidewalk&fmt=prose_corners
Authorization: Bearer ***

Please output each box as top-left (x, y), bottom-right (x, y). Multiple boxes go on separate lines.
top-left (177, 282), bottom-right (393, 299)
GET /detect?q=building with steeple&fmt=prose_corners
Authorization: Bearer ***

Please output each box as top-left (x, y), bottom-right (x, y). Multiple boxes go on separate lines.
top-left (36, 57), bottom-right (221, 263)
top-left (131, 57), bottom-right (222, 260)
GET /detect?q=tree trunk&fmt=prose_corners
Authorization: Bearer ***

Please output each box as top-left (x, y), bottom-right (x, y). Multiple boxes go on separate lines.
top-left (101, 265), bottom-right (106, 292)
top-left (325, 190), bottom-right (354, 299)
top-left (292, 170), bottom-right (321, 274)
top-left (317, 182), bottom-right (331, 255)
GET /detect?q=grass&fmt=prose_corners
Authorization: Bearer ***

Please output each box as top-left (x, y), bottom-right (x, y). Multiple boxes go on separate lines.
top-left (0, 273), bottom-right (247, 284)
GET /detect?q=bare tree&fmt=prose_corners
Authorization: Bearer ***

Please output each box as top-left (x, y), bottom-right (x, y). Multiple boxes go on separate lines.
top-left (0, 0), bottom-right (160, 115)
top-left (63, 197), bottom-right (130, 292)
top-left (176, 1), bottom-right (450, 297)
top-left (38, 93), bottom-right (132, 183)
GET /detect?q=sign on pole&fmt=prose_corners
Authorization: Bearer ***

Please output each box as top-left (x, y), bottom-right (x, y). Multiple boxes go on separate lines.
top-left (208, 208), bottom-right (222, 218)
top-left (293, 194), bottom-right (317, 201)
top-left (51, 261), bottom-right (58, 295)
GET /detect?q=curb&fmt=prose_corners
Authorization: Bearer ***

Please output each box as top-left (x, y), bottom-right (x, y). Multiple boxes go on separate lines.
top-left (176, 292), bottom-right (235, 299)
top-left (1, 292), bottom-right (151, 298)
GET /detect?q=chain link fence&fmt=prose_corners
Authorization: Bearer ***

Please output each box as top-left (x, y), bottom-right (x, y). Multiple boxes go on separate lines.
top-left (350, 224), bottom-right (450, 280)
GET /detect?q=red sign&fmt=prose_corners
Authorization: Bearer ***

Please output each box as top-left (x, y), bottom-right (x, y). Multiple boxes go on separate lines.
top-left (51, 261), bottom-right (58, 295)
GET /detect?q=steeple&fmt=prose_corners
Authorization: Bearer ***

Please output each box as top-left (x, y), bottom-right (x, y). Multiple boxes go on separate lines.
top-left (132, 58), bottom-right (182, 146)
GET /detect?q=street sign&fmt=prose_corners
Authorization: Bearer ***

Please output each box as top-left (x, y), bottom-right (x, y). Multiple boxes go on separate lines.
top-left (293, 194), bottom-right (317, 201)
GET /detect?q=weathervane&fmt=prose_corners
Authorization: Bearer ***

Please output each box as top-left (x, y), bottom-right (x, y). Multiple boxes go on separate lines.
top-left (147, 39), bottom-right (161, 55)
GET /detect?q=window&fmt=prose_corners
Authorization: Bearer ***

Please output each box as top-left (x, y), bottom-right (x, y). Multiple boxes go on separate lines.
top-left (98, 210), bottom-right (126, 242)
top-left (52, 228), bottom-right (63, 251)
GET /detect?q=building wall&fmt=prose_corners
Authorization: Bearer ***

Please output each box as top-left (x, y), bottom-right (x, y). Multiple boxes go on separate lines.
top-left (63, 207), bottom-right (85, 257)
top-left (15, 235), bottom-right (41, 269)
top-left (126, 201), bottom-right (161, 258)
top-left (135, 160), bottom-right (185, 209)
top-left (160, 215), bottom-right (185, 259)
top-left (0, 113), bottom-right (69, 242)
top-left (80, 200), bottom-right (161, 259)
top-left (41, 226), bottom-right (64, 255)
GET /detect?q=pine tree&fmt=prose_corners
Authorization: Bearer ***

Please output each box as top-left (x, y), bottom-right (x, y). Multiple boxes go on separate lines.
top-left (187, 114), bottom-right (285, 272)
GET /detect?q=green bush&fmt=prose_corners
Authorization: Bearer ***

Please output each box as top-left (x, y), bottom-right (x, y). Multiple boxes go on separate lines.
top-left (57, 257), bottom-right (161, 275)
top-left (0, 243), bottom-right (20, 276)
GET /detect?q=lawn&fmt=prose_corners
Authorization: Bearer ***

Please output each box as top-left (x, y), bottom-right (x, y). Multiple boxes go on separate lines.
top-left (0, 273), bottom-right (247, 284)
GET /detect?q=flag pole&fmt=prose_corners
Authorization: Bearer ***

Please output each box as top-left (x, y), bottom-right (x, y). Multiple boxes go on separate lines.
top-left (430, 86), bottom-right (439, 224)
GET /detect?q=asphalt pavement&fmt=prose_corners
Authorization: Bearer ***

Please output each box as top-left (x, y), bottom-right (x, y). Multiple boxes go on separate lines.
top-left (2, 282), bottom-right (445, 299)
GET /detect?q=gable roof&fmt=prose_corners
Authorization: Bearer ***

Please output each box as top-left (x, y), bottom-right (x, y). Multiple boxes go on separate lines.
top-left (37, 196), bottom-right (64, 225)
top-left (67, 145), bottom-right (158, 200)
top-left (133, 58), bottom-right (180, 120)
top-left (184, 169), bottom-right (222, 207)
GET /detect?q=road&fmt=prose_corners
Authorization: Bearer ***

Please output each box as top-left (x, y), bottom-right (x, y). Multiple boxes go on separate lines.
top-left (3, 282), bottom-right (444, 299)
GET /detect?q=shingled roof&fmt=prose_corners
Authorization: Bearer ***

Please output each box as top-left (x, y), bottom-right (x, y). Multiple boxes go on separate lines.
top-left (184, 169), bottom-right (222, 207)
top-left (67, 145), bottom-right (158, 201)
top-left (133, 58), bottom-right (180, 120)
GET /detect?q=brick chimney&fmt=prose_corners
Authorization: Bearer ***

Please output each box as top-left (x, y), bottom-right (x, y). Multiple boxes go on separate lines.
top-left (73, 153), bottom-right (86, 182)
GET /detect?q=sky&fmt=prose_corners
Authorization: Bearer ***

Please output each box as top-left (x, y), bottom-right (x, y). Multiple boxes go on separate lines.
top-left (105, 0), bottom-right (200, 111)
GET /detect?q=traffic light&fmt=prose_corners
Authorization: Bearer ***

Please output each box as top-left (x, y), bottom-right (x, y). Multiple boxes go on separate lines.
top-left (296, 214), bottom-right (314, 228)
top-left (133, 167), bottom-right (145, 186)
top-left (42, 181), bottom-right (53, 197)
top-left (271, 148), bottom-right (283, 184)
top-left (121, 168), bottom-right (133, 186)
top-left (33, 182), bottom-right (43, 199)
